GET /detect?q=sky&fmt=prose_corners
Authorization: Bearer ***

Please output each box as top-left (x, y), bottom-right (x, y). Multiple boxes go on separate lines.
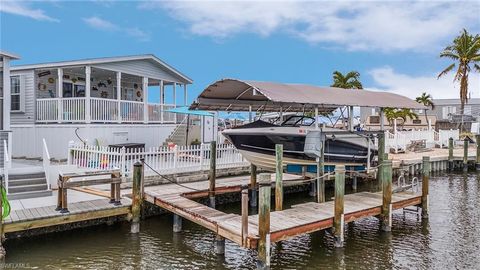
top-left (1, 0), bottom-right (480, 106)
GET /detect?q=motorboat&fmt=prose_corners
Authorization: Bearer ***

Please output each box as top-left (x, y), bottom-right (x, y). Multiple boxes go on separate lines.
top-left (222, 115), bottom-right (376, 172)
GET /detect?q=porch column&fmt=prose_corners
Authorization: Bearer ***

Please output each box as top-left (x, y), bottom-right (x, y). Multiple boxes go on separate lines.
top-left (116, 72), bottom-right (122, 123)
top-left (173, 83), bottom-right (177, 123)
top-left (57, 68), bottom-right (63, 123)
top-left (143, 77), bottom-right (148, 124)
top-left (85, 66), bottom-right (91, 123)
top-left (3, 58), bottom-right (11, 130)
top-left (160, 80), bottom-right (164, 123)
top-left (184, 84), bottom-right (188, 106)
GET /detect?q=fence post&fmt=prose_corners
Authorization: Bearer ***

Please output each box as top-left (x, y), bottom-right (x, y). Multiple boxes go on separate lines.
top-left (476, 134), bottom-right (480, 171)
top-left (463, 137), bottom-right (468, 172)
top-left (209, 141), bottom-right (217, 208)
top-left (67, 140), bottom-right (75, 165)
top-left (131, 161), bottom-right (143, 233)
top-left (120, 146), bottom-right (126, 177)
top-left (250, 164), bottom-right (257, 208)
top-left (199, 143), bottom-right (205, 170)
top-left (448, 137), bottom-right (454, 171)
top-left (275, 144), bottom-right (283, 211)
top-left (422, 156), bottom-right (430, 219)
top-left (317, 134), bottom-right (325, 203)
top-left (381, 159), bottom-right (393, 232)
top-left (334, 165), bottom-right (345, 248)
top-left (257, 173), bottom-right (271, 270)
top-left (173, 145), bottom-right (178, 170)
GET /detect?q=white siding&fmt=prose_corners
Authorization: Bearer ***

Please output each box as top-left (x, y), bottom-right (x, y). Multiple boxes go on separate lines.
top-left (93, 59), bottom-right (187, 83)
top-left (10, 70), bottom-right (35, 125)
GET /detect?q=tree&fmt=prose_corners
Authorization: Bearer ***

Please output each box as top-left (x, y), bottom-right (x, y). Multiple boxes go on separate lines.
top-left (383, 107), bottom-right (418, 130)
top-left (415, 92), bottom-right (435, 128)
top-left (438, 29), bottom-right (480, 115)
top-left (331, 71), bottom-right (363, 89)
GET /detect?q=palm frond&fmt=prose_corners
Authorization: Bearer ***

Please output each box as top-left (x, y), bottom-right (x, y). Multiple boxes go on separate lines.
top-left (437, 63), bottom-right (455, 78)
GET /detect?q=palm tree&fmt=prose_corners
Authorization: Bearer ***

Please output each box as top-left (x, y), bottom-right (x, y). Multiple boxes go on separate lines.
top-left (438, 29), bottom-right (480, 115)
top-left (397, 109), bottom-right (418, 129)
top-left (331, 71), bottom-right (363, 89)
top-left (415, 92), bottom-right (435, 128)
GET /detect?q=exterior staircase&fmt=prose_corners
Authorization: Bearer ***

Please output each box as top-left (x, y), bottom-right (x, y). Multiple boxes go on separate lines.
top-left (164, 117), bottom-right (188, 146)
top-left (7, 170), bottom-right (52, 200)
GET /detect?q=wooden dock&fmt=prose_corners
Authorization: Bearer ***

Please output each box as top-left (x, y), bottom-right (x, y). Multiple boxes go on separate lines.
top-left (144, 174), bottom-right (422, 249)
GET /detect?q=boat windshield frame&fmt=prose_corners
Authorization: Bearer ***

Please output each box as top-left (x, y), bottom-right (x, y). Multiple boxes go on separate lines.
top-left (281, 115), bottom-right (315, 127)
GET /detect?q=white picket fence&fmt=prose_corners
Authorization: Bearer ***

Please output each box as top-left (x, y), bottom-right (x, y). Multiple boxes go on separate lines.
top-left (67, 143), bottom-right (249, 176)
top-left (385, 129), bottom-right (460, 153)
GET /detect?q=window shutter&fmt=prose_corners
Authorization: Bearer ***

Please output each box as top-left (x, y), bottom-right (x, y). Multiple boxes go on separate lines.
top-left (20, 74), bottom-right (26, 112)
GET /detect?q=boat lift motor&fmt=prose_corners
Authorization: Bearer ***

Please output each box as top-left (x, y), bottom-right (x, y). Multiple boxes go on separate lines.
top-left (304, 130), bottom-right (324, 158)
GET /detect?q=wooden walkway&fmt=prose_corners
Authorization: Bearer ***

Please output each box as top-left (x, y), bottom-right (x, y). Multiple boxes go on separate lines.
top-left (3, 198), bottom-right (131, 234)
top-left (144, 175), bottom-right (421, 249)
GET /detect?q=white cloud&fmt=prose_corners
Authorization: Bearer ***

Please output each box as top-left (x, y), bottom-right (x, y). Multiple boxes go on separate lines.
top-left (140, 1), bottom-right (480, 52)
top-left (83, 16), bottom-right (150, 41)
top-left (0, 1), bottom-right (58, 22)
top-left (367, 66), bottom-right (480, 100)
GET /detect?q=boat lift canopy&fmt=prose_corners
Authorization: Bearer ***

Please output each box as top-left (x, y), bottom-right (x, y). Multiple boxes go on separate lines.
top-left (166, 106), bottom-right (214, 117)
top-left (189, 79), bottom-right (426, 112)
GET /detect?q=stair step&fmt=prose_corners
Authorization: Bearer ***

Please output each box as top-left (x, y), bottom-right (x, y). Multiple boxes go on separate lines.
top-left (9, 178), bottom-right (47, 187)
top-left (8, 183), bottom-right (48, 194)
top-left (7, 190), bottom-right (53, 200)
top-left (8, 172), bottom-right (46, 180)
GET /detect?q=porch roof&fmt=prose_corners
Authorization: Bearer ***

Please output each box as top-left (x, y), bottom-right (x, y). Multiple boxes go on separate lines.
top-left (11, 54), bottom-right (192, 84)
top-left (190, 78), bottom-right (426, 112)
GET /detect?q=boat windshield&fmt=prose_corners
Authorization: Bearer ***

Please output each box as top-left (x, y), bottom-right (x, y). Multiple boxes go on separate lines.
top-left (281, 115), bottom-right (315, 127)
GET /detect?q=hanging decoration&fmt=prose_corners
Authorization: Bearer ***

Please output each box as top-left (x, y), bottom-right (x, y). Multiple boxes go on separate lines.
top-left (100, 91), bottom-right (108, 98)
top-left (48, 78), bottom-right (55, 84)
top-left (98, 81), bottom-right (107, 88)
top-left (92, 86), bottom-right (98, 91)
top-left (107, 79), bottom-right (112, 85)
top-left (37, 71), bottom-right (51, 77)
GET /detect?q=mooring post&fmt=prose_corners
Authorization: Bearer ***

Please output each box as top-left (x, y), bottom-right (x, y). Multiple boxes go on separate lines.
top-left (352, 173), bottom-right (357, 192)
top-left (476, 134), bottom-right (480, 171)
top-left (381, 159), bottom-right (393, 232)
top-left (334, 165), bottom-right (345, 248)
top-left (131, 161), bottom-right (143, 233)
top-left (209, 141), bottom-right (217, 208)
top-left (377, 132), bottom-right (385, 192)
top-left (215, 235), bottom-right (225, 255)
top-left (241, 185), bottom-right (249, 247)
top-left (173, 214), bottom-right (182, 233)
top-left (422, 156), bottom-right (430, 219)
top-left (317, 134), bottom-right (326, 203)
top-left (250, 164), bottom-right (258, 208)
top-left (463, 137), bottom-right (469, 172)
top-left (448, 137), bottom-right (454, 171)
top-left (275, 144), bottom-right (283, 211)
top-left (257, 173), bottom-right (271, 269)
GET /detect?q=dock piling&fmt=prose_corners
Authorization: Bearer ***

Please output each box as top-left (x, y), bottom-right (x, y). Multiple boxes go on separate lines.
top-left (257, 173), bottom-right (271, 269)
top-left (209, 141), bottom-right (217, 208)
top-left (250, 164), bottom-right (258, 208)
top-left (463, 137), bottom-right (469, 172)
top-left (241, 186), bottom-right (249, 247)
top-left (131, 161), bottom-right (143, 233)
top-left (448, 137), bottom-right (454, 171)
top-left (381, 159), bottom-right (393, 232)
top-left (173, 214), bottom-right (182, 233)
top-left (476, 134), bottom-right (480, 171)
top-left (275, 144), bottom-right (283, 211)
top-left (317, 134), bottom-right (325, 203)
top-left (215, 235), bottom-right (225, 255)
top-left (334, 165), bottom-right (345, 248)
top-left (352, 174), bottom-right (357, 192)
top-left (422, 156), bottom-right (430, 219)
top-left (377, 132), bottom-right (386, 192)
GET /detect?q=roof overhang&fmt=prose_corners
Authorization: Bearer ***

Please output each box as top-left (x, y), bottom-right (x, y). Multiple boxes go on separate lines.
top-left (0, 51), bottom-right (20, 60)
top-left (190, 78), bottom-right (426, 112)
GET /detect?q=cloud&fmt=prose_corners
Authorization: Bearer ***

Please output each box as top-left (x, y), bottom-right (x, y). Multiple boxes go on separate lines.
top-left (140, 1), bottom-right (480, 52)
top-left (0, 1), bottom-right (58, 22)
top-left (367, 66), bottom-right (480, 100)
top-left (83, 16), bottom-right (150, 41)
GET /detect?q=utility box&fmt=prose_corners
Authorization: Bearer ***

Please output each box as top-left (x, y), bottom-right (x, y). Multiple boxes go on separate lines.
top-left (304, 130), bottom-right (324, 158)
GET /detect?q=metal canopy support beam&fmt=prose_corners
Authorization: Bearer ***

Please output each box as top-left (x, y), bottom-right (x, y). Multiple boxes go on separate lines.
top-left (143, 77), bottom-right (149, 124)
top-left (57, 68), bottom-right (63, 123)
top-left (85, 66), bottom-right (91, 124)
top-left (315, 106), bottom-right (319, 130)
top-left (348, 106), bottom-right (354, 131)
top-left (160, 80), bottom-right (164, 123)
top-left (380, 108), bottom-right (385, 130)
top-left (116, 72), bottom-right (122, 123)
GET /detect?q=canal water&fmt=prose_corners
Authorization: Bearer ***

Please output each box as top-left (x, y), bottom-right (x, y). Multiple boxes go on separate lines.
top-left (3, 172), bottom-right (480, 269)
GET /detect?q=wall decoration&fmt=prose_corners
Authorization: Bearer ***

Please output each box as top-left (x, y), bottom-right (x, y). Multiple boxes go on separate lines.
top-left (38, 71), bottom-right (51, 77)
top-left (100, 91), bottom-right (108, 98)
top-left (92, 86), bottom-right (98, 91)
top-left (38, 83), bottom-right (48, 91)
top-left (107, 79), bottom-right (112, 85)
top-left (72, 78), bottom-right (78, 83)
top-left (63, 74), bottom-right (70, 80)
top-left (77, 77), bottom-right (85, 82)
top-left (134, 83), bottom-right (138, 89)
top-left (98, 81), bottom-right (107, 88)
top-left (48, 89), bottom-right (55, 98)
top-left (47, 78), bottom-right (55, 84)
top-left (136, 90), bottom-right (142, 98)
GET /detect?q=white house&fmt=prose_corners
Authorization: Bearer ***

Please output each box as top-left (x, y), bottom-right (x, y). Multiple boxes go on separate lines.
top-left (9, 54), bottom-right (193, 160)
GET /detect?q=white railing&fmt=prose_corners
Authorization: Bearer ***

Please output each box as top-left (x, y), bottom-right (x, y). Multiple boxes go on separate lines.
top-left (42, 138), bottom-right (52, 190)
top-left (37, 98), bottom-right (59, 122)
top-left (120, 100), bottom-right (144, 122)
top-left (67, 143), bottom-right (249, 176)
top-left (438, 129), bottom-right (460, 147)
top-left (3, 139), bottom-right (10, 194)
top-left (148, 103), bottom-right (163, 123)
top-left (385, 129), bottom-right (460, 152)
top-left (162, 104), bottom-right (177, 123)
top-left (62, 97), bottom-right (86, 122)
top-left (91, 97), bottom-right (118, 122)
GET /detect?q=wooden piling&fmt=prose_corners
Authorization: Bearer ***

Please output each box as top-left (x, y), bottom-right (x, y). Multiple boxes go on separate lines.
top-left (463, 137), bottom-right (469, 172)
top-left (448, 137), bottom-right (454, 171)
top-left (275, 144), bottom-right (283, 211)
top-left (209, 141), bottom-right (216, 208)
top-left (241, 186), bottom-right (249, 247)
top-left (334, 165), bottom-right (345, 248)
top-left (215, 235), bottom-right (225, 255)
top-left (257, 173), bottom-right (271, 269)
top-left (173, 214), bottom-right (182, 233)
top-left (381, 159), bottom-right (393, 232)
top-left (250, 164), bottom-right (257, 208)
top-left (352, 174), bottom-right (357, 192)
top-left (377, 132), bottom-right (385, 192)
top-left (422, 156), bottom-right (430, 219)
top-left (131, 161), bottom-right (143, 233)
top-left (317, 134), bottom-right (325, 203)
top-left (476, 134), bottom-right (480, 171)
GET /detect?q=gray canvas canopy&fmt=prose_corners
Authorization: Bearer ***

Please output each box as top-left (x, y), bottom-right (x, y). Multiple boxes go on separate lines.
top-left (190, 79), bottom-right (425, 112)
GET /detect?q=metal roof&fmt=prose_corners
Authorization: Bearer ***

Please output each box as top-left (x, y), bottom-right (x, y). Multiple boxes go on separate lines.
top-left (0, 51), bottom-right (20, 60)
top-left (190, 78), bottom-right (426, 112)
top-left (11, 54), bottom-right (192, 83)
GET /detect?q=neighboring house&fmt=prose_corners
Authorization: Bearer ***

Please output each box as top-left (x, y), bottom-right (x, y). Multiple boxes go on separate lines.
top-left (8, 54), bottom-right (193, 160)
top-left (1, 51), bottom-right (21, 172)
top-left (430, 98), bottom-right (480, 121)
top-left (360, 107), bottom-right (436, 130)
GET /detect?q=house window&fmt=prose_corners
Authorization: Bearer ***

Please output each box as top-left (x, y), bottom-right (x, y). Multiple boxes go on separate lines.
top-left (63, 82), bottom-right (86, 97)
top-left (370, 116), bottom-right (380, 124)
top-left (11, 76), bottom-right (21, 111)
top-left (412, 119), bottom-right (422, 124)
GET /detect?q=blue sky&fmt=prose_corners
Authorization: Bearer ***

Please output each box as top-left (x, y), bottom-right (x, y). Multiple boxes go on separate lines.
top-left (1, 0), bottom-right (480, 105)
